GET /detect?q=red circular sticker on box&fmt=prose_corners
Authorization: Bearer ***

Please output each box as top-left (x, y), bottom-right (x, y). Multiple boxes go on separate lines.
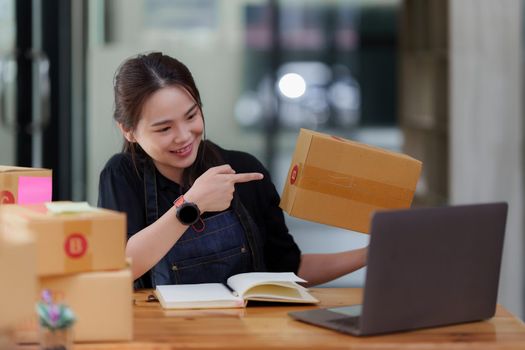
top-left (0, 190), bottom-right (15, 204)
top-left (290, 165), bottom-right (299, 185)
top-left (64, 233), bottom-right (88, 258)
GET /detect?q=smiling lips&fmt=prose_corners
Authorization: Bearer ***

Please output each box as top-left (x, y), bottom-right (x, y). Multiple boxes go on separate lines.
top-left (171, 143), bottom-right (193, 157)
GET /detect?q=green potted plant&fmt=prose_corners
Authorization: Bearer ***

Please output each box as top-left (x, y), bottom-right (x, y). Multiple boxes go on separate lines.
top-left (36, 290), bottom-right (75, 350)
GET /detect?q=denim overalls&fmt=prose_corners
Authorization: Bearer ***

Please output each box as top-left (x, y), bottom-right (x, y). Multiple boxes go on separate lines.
top-left (138, 159), bottom-right (266, 288)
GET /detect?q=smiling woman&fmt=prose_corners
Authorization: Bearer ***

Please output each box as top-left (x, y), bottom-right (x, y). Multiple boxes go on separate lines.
top-left (97, 52), bottom-right (367, 290)
top-left (110, 53), bottom-right (224, 191)
top-left (120, 86), bottom-right (204, 183)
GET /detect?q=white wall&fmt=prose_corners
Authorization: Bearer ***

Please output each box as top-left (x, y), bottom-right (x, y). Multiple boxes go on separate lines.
top-left (450, 0), bottom-right (523, 318)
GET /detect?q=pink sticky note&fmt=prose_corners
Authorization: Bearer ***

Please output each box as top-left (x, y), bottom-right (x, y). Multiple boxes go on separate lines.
top-left (18, 176), bottom-right (53, 204)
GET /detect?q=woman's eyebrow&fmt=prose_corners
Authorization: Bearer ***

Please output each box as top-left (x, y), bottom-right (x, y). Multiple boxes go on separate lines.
top-left (149, 104), bottom-right (198, 127)
top-left (150, 119), bottom-right (172, 127)
top-left (185, 103), bottom-right (198, 116)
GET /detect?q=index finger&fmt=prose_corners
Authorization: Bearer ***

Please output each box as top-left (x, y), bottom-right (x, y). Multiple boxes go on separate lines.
top-left (231, 172), bottom-right (264, 184)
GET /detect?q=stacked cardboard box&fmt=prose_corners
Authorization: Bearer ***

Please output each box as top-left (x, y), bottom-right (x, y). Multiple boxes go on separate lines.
top-left (280, 129), bottom-right (422, 233)
top-left (39, 269), bottom-right (133, 342)
top-left (0, 226), bottom-right (37, 330)
top-left (1, 202), bottom-right (132, 342)
top-left (0, 165), bottom-right (49, 343)
top-left (0, 166), bottom-right (52, 204)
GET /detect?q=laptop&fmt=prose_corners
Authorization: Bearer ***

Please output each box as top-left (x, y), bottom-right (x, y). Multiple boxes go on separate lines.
top-left (289, 202), bottom-right (508, 336)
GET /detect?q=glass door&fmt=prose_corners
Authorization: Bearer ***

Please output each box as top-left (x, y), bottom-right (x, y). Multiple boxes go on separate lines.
top-left (0, 0), bottom-right (82, 201)
top-left (0, 0), bottom-right (49, 168)
top-left (0, 0), bottom-right (16, 165)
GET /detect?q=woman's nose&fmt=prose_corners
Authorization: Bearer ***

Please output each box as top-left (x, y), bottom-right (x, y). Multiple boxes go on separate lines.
top-left (172, 125), bottom-right (191, 144)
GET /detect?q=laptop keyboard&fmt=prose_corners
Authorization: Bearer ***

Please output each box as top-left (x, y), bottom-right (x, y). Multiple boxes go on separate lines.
top-left (328, 316), bottom-right (360, 328)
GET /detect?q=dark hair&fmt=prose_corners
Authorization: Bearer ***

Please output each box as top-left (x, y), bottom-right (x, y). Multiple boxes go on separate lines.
top-left (113, 52), bottom-right (223, 189)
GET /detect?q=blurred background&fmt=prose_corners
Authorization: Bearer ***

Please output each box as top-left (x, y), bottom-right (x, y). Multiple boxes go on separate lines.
top-left (0, 0), bottom-right (523, 319)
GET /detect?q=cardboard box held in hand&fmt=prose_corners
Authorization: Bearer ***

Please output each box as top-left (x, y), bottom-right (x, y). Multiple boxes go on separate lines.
top-left (0, 202), bottom-right (126, 276)
top-left (280, 129), bottom-right (422, 233)
top-left (0, 166), bottom-right (52, 204)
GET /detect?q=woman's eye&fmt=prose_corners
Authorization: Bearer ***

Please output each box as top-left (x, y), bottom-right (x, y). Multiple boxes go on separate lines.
top-left (155, 127), bottom-right (170, 133)
top-left (187, 113), bottom-right (196, 120)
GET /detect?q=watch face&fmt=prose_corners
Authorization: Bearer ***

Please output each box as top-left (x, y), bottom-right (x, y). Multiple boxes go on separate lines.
top-left (178, 203), bottom-right (200, 225)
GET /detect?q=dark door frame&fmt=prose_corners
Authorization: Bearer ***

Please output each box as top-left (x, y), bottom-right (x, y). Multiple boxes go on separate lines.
top-left (15, 0), bottom-right (87, 201)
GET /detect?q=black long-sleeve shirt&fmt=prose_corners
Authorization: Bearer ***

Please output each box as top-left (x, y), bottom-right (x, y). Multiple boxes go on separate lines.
top-left (98, 146), bottom-right (301, 274)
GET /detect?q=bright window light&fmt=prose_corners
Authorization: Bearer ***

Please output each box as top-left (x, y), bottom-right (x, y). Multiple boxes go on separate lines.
top-left (278, 73), bottom-right (306, 99)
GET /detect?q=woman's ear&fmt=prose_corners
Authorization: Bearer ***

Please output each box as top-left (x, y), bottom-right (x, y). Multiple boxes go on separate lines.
top-left (117, 123), bottom-right (135, 143)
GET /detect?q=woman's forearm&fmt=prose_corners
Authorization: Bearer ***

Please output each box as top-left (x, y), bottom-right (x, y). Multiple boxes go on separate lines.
top-left (297, 247), bottom-right (368, 287)
top-left (125, 206), bottom-right (188, 280)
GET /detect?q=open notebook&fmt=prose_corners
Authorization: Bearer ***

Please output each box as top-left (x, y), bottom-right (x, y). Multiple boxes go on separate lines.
top-left (154, 272), bottom-right (319, 309)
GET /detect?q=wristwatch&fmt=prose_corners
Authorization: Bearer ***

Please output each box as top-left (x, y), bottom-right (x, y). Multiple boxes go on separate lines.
top-left (174, 195), bottom-right (201, 226)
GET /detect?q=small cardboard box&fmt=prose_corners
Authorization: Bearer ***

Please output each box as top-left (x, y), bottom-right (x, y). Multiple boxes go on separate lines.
top-left (39, 268), bottom-right (133, 342)
top-left (0, 166), bottom-right (52, 204)
top-left (280, 129), bottom-right (422, 233)
top-left (0, 202), bottom-right (126, 276)
top-left (0, 225), bottom-right (37, 330)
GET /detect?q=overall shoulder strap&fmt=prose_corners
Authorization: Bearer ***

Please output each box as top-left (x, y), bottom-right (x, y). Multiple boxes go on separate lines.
top-left (143, 158), bottom-right (159, 225)
top-left (232, 194), bottom-right (266, 272)
top-left (135, 158), bottom-right (159, 289)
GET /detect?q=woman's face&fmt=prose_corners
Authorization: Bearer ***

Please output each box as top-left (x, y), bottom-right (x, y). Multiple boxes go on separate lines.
top-left (124, 85), bottom-right (204, 183)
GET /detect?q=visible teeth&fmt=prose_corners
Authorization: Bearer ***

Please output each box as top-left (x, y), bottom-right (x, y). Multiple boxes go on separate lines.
top-left (175, 145), bottom-right (190, 153)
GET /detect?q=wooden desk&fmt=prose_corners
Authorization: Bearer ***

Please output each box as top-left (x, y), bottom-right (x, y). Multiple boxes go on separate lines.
top-left (16, 288), bottom-right (525, 349)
